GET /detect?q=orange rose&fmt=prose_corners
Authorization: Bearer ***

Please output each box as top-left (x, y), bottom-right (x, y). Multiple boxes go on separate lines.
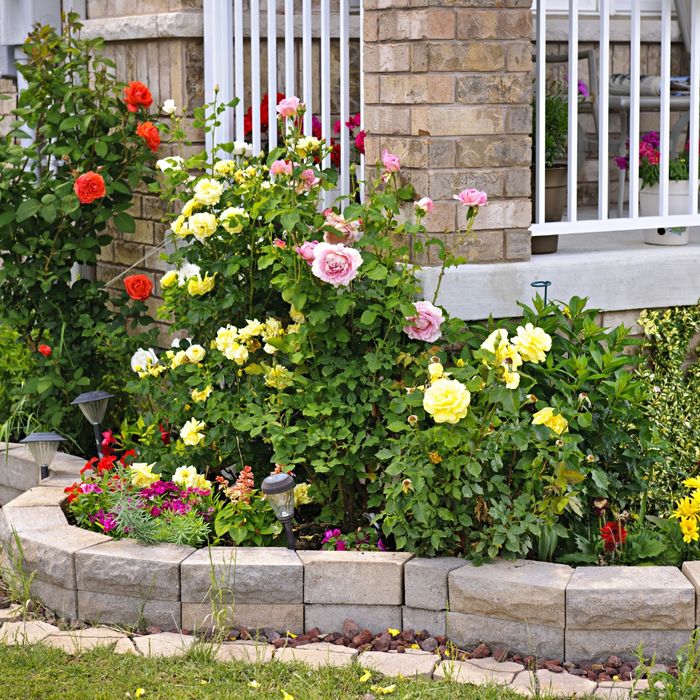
top-left (123, 274), bottom-right (153, 301)
top-left (74, 171), bottom-right (106, 204)
top-left (124, 81), bottom-right (153, 113)
top-left (136, 121), bottom-right (160, 153)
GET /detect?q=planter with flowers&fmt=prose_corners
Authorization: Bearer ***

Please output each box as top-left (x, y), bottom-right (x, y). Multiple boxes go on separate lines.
top-left (615, 130), bottom-right (699, 245)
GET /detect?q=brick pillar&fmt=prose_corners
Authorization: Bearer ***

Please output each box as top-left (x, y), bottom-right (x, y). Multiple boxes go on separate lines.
top-left (363, 0), bottom-right (533, 263)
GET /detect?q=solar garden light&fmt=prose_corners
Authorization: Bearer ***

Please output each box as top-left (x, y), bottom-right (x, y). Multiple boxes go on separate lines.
top-left (20, 432), bottom-right (66, 480)
top-left (71, 390), bottom-right (114, 458)
top-left (261, 472), bottom-right (296, 550)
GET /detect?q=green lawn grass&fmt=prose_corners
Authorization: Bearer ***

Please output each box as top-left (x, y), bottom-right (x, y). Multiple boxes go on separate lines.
top-left (0, 643), bottom-right (529, 700)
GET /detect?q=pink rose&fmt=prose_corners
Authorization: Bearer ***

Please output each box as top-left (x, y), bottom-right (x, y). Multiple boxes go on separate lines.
top-left (296, 240), bottom-right (319, 265)
top-left (415, 197), bottom-right (434, 214)
top-left (270, 159), bottom-right (293, 176)
top-left (355, 129), bottom-right (366, 154)
top-left (403, 300), bottom-right (445, 343)
top-left (297, 168), bottom-right (320, 192)
top-left (323, 211), bottom-right (363, 245)
top-left (382, 150), bottom-right (401, 173)
top-left (311, 242), bottom-right (363, 287)
top-left (276, 96), bottom-right (301, 118)
top-left (454, 188), bottom-right (488, 207)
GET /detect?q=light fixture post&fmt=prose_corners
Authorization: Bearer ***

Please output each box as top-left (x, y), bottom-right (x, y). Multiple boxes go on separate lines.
top-left (261, 472), bottom-right (297, 551)
top-left (20, 432), bottom-right (66, 481)
top-left (70, 390), bottom-right (114, 457)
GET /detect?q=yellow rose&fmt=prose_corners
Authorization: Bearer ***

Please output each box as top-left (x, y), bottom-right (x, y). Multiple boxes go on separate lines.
top-left (511, 323), bottom-right (552, 364)
top-left (181, 198), bottom-right (200, 217)
top-left (193, 177), bottom-right (224, 205)
top-left (532, 407), bottom-right (568, 435)
top-left (480, 328), bottom-right (509, 355)
top-left (130, 462), bottom-right (159, 488)
top-left (170, 350), bottom-right (188, 369)
top-left (188, 212), bottom-right (218, 241)
top-left (239, 319), bottom-right (265, 341)
top-left (161, 270), bottom-right (178, 288)
top-left (296, 135), bottom-right (321, 158)
top-left (185, 344), bottom-right (206, 363)
top-left (180, 418), bottom-right (206, 447)
top-left (191, 385), bottom-right (213, 403)
top-left (219, 206), bottom-right (249, 234)
top-left (503, 368), bottom-right (520, 390)
top-left (265, 364), bottom-right (294, 389)
top-left (428, 363), bottom-right (444, 383)
top-left (170, 214), bottom-right (189, 238)
top-left (191, 473), bottom-right (212, 491)
top-left (423, 378), bottom-right (471, 424)
top-left (213, 159), bottom-right (237, 178)
top-left (187, 274), bottom-right (216, 296)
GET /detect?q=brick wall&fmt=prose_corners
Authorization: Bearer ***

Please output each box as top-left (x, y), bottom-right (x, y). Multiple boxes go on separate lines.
top-left (363, 0), bottom-right (533, 263)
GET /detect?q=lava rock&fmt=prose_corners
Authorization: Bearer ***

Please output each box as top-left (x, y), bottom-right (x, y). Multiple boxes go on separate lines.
top-left (400, 629), bottom-right (414, 642)
top-left (343, 619), bottom-right (360, 640)
top-left (264, 628), bottom-right (280, 642)
top-left (373, 632), bottom-right (392, 652)
top-left (420, 637), bottom-right (438, 653)
top-left (471, 643), bottom-right (490, 659)
top-left (493, 647), bottom-right (508, 663)
top-left (352, 630), bottom-right (373, 647)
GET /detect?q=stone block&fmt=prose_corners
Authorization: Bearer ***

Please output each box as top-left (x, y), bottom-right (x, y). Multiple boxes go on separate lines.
top-left (304, 604), bottom-right (401, 635)
top-left (682, 561), bottom-right (700, 624)
top-left (455, 8), bottom-right (531, 41)
top-left (4, 526), bottom-right (110, 590)
top-left (30, 578), bottom-right (78, 621)
top-left (299, 551), bottom-right (413, 605)
top-left (180, 547), bottom-right (303, 604)
top-left (456, 135), bottom-right (531, 169)
top-left (426, 42), bottom-right (505, 72)
top-left (276, 642), bottom-right (358, 668)
top-left (402, 607), bottom-right (446, 636)
top-left (433, 658), bottom-right (518, 685)
top-left (380, 75), bottom-right (454, 104)
top-left (456, 74), bottom-right (531, 105)
top-left (76, 539), bottom-right (194, 601)
top-left (411, 105), bottom-right (506, 137)
top-left (510, 669), bottom-right (598, 698)
top-left (0, 620), bottom-right (61, 645)
top-left (448, 559), bottom-right (572, 627)
top-left (0, 446), bottom-right (42, 494)
top-left (446, 611), bottom-right (564, 659)
top-left (78, 590), bottom-right (181, 630)
top-left (3, 487), bottom-right (66, 508)
top-left (363, 107), bottom-right (412, 136)
top-left (181, 601), bottom-right (303, 633)
top-left (566, 566), bottom-right (695, 630)
top-left (380, 137), bottom-right (429, 169)
top-left (564, 629), bottom-right (692, 663)
top-left (0, 485), bottom-right (24, 506)
top-left (377, 9), bottom-right (455, 41)
top-left (404, 557), bottom-right (464, 610)
top-left (0, 506), bottom-right (67, 543)
top-left (465, 199), bottom-right (532, 231)
top-left (363, 43), bottom-right (411, 73)
top-left (359, 650), bottom-right (438, 678)
top-left (215, 640), bottom-right (275, 664)
top-left (505, 230), bottom-right (531, 261)
top-left (133, 632), bottom-right (194, 657)
top-left (594, 679), bottom-right (650, 699)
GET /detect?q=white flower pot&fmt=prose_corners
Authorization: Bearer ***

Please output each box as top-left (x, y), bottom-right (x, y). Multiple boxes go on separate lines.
top-left (639, 181), bottom-right (698, 246)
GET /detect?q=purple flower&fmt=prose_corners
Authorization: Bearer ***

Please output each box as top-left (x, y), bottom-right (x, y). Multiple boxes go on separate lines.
top-left (377, 538), bottom-right (387, 552)
top-left (91, 509), bottom-right (117, 533)
top-left (79, 483), bottom-right (103, 494)
top-left (150, 506), bottom-right (162, 517)
top-left (322, 528), bottom-right (342, 545)
top-left (578, 80), bottom-right (589, 98)
top-left (614, 155), bottom-right (629, 171)
top-left (335, 539), bottom-right (348, 551)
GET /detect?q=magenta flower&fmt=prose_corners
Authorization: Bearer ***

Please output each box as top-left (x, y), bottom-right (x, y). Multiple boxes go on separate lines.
top-left (454, 188), bottom-right (488, 207)
top-left (377, 539), bottom-right (386, 552)
top-left (79, 483), bottom-right (103, 494)
top-left (322, 528), bottom-right (342, 544)
top-left (311, 242), bottom-right (363, 287)
top-left (296, 240), bottom-right (319, 265)
top-left (335, 539), bottom-right (348, 551)
top-left (355, 129), bottom-right (366, 155)
top-left (578, 80), bottom-right (589, 98)
top-left (276, 96), bottom-right (301, 118)
top-left (381, 150), bottom-right (401, 173)
top-left (403, 300), bottom-right (445, 343)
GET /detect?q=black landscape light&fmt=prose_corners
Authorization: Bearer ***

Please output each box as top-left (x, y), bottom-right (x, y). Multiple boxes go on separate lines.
top-left (20, 432), bottom-right (66, 480)
top-left (71, 390), bottom-right (114, 457)
top-left (261, 472), bottom-right (296, 550)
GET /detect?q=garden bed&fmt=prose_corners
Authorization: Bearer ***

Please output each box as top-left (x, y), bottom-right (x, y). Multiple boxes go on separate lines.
top-left (2, 445), bottom-right (700, 664)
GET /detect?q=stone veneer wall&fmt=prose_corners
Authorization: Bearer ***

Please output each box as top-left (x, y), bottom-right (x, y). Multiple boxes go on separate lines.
top-left (2, 444), bottom-right (700, 663)
top-left (362, 0), bottom-right (534, 264)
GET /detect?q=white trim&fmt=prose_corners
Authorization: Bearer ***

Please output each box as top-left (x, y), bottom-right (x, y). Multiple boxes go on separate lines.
top-left (531, 213), bottom-right (700, 235)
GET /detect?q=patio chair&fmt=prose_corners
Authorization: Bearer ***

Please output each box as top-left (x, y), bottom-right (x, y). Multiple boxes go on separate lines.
top-left (611, 0), bottom-right (694, 217)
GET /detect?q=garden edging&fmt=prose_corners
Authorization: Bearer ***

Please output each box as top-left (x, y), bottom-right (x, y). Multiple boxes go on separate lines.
top-left (1, 445), bottom-right (699, 663)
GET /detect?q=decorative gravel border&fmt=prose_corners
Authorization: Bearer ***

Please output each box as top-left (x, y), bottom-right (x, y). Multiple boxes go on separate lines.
top-left (2, 444), bottom-right (700, 667)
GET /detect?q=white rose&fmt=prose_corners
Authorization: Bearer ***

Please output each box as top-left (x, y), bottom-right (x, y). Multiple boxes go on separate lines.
top-left (156, 156), bottom-right (183, 172)
top-left (177, 262), bottom-right (201, 286)
top-left (130, 348), bottom-right (158, 374)
top-left (162, 99), bottom-right (177, 115)
top-left (233, 140), bottom-right (252, 156)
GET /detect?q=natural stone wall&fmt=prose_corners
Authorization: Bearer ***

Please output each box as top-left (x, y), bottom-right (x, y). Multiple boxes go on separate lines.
top-left (2, 444), bottom-right (700, 662)
top-left (363, 0), bottom-right (533, 264)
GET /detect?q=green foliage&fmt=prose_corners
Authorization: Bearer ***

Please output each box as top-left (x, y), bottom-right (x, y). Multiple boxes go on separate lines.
top-left (638, 303), bottom-right (700, 501)
top-left (0, 14), bottom-right (158, 450)
top-left (0, 324), bottom-right (32, 427)
top-left (636, 630), bottom-right (700, 699)
top-left (214, 494), bottom-right (282, 547)
top-left (533, 83), bottom-right (569, 168)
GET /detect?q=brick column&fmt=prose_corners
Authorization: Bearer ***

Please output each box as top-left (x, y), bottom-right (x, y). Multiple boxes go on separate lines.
top-left (363, 0), bottom-right (533, 263)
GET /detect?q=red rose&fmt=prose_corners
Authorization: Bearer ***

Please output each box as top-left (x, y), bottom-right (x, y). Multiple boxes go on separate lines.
top-left (355, 129), bottom-right (366, 154)
top-left (38, 344), bottom-right (52, 357)
top-left (600, 521), bottom-right (627, 552)
top-left (123, 274), bottom-right (153, 301)
top-left (136, 121), bottom-right (160, 152)
top-left (124, 81), bottom-right (153, 113)
top-left (74, 171), bottom-right (106, 204)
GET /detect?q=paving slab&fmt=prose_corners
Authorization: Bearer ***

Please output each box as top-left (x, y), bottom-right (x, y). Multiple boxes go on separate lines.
top-left (433, 659), bottom-right (518, 685)
top-left (448, 559), bottom-right (572, 627)
top-left (304, 603), bottom-right (402, 635)
top-left (565, 628), bottom-right (692, 663)
top-left (44, 627), bottom-right (128, 653)
top-left (299, 551), bottom-right (413, 605)
top-left (180, 547), bottom-right (302, 604)
top-left (467, 657), bottom-right (525, 673)
top-left (113, 637), bottom-right (139, 655)
top-left (404, 557), bottom-right (464, 610)
top-left (594, 679), bottom-right (650, 698)
top-left (510, 669), bottom-right (598, 698)
top-left (78, 590), bottom-right (181, 630)
top-left (567, 566), bottom-right (694, 630)
top-left (0, 620), bottom-right (61, 645)
top-left (359, 650), bottom-right (438, 678)
top-left (0, 604), bottom-right (23, 623)
top-left (446, 610), bottom-right (564, 659)
top-left (402, 607), bottom-right (446, 637)
top-left (76, 539), bottom-right (194, 600)
top-left (132, 632), bottom-right (195, 657)
top-left (214, 640), bottom-right (274, 664)
top-left (181, 602), bottom-right (303, 633)
top-left (276, 641), bottom-right (358, 668)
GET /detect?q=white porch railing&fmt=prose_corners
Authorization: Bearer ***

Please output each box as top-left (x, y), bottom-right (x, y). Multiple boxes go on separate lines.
top-left (203, 0), bottom-right (363, 202)
top-left (533, 0), bottom-right (700, 236)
